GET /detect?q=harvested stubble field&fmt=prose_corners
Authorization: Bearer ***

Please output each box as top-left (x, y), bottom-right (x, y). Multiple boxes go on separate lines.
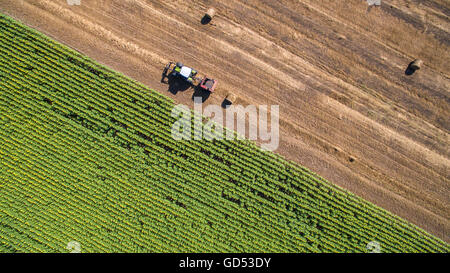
top-left (0, 0), bottom-right (449, 244)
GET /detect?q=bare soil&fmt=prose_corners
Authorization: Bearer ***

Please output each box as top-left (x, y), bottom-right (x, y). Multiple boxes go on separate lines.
top-left (1, 0), bottom-right (449, 242)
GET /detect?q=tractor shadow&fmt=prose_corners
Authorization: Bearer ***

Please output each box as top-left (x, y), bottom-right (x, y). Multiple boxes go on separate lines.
top-left (191, 86), bottom-right (211, 103)
top-left (201, 15), bottom-right (212, 25)
top-left (162, 73), bottom-right (192, 95)
top-left (405, 62), bottom-right (417, 76)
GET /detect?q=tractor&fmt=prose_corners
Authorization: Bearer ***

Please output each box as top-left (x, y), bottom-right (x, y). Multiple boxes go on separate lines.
top-left (162, 62), bottom-right (218, 93)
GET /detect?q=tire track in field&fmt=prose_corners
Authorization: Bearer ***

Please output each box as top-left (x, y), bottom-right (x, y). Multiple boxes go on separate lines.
top-left (192, 0), bottom-right (449, 179)
top-left (221, 0), bottom-right (449, 136)
top-left (34, 0), bottom-right (168, 66)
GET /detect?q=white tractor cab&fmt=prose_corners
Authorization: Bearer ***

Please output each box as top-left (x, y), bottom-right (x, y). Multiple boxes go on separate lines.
top-left (172, 62), bottom-right (197, 83)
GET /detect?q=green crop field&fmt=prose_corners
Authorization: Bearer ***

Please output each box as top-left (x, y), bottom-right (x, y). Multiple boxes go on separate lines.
top-left (0, 14), bottom-right (448, 253)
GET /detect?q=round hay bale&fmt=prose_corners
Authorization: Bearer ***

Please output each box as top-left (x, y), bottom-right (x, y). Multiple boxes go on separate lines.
top-left (410, 59), bottom-right (423, 70)
top-left (205, 8), bottom-right (216, 20)
top-left (337, 34), bottom-right (346, 40)
top-left (226, 93), bottom-right (237, 104)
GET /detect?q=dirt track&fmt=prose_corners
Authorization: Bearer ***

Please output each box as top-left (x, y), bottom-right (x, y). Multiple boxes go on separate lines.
top-left (1, 0), bottom-right (449, 242)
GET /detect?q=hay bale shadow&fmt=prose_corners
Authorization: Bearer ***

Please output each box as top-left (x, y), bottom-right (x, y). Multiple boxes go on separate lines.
top-left (405, 61), bottom-right (417, 76)
top-left (201, 15), bottom-right (212, 25)
top-left (221, 100), bottom-right (232, 109)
